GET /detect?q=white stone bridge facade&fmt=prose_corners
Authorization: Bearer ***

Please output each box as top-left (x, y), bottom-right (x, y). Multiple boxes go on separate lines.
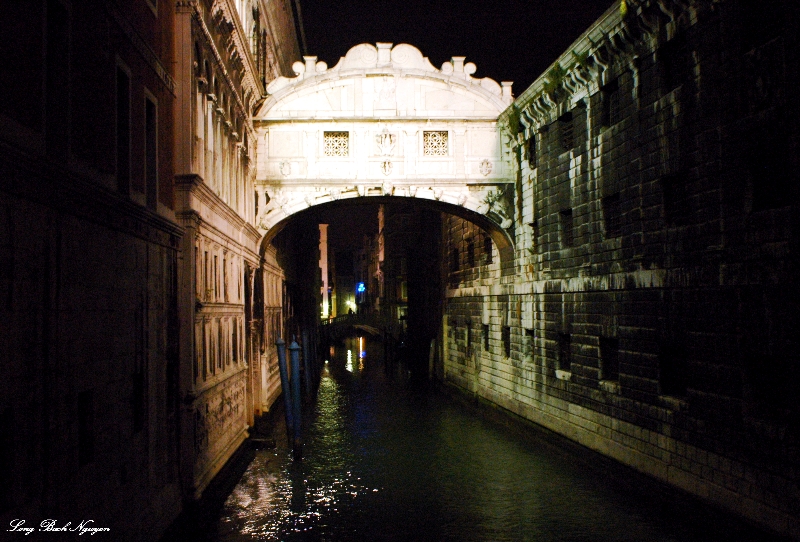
top-left (252, 42), bottom-right (517, 253)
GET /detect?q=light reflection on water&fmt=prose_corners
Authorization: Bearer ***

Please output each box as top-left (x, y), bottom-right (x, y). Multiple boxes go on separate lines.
top-left (214, 336), bottom-right (777, 542)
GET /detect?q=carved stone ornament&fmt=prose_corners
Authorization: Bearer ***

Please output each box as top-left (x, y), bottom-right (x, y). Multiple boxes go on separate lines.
top-left (381, 161), bottom-right (392, 176)
top-left (376, 128), bottom-right (396, 156)
top-left (280, 161), bottom-right (291, 176)
top-left (479, 159), bottom-right (492, 176)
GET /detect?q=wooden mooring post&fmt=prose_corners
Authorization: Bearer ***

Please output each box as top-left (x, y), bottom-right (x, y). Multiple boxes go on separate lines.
top-left (289, 339), bottom-right (303, 460)
top-left (276, 338), bottom-right (293, 446)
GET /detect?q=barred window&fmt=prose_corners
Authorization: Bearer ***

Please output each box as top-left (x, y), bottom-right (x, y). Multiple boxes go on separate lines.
top-left (423, 131), bottom-right (448, 156)
top-left (558, 112), bottom-right (574, 151)
top-left (324, 131), bottom-right (349, 156)
top-left (502, 326), bottom-right (511, 358)
top-left (601, 79), bottom-right (620, 127)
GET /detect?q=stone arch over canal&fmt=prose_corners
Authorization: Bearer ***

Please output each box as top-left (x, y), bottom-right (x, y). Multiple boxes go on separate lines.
top-left (253, 42), bottom-right (517, 263)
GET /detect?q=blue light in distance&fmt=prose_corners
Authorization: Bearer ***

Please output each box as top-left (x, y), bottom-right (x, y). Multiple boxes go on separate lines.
top-left (357, 282), bottom-right (366, 293)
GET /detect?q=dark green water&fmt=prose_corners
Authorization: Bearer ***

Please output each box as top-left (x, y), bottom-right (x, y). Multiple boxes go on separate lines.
top-left (213, 337), bottom-right (780, 541)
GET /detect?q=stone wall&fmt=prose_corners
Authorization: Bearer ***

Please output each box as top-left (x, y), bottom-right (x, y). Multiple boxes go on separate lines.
top-left (442, 0), bottom-right (800, 537)
top-left (0, 1), bottom-right (183, 539)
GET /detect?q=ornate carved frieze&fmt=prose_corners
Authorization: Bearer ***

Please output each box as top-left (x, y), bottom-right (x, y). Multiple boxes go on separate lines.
top-left (188, 2), bottom-right (258, 144)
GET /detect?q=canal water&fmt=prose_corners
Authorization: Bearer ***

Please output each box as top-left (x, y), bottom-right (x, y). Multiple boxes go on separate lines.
top-left (211, 336), bottom-right (780, 541)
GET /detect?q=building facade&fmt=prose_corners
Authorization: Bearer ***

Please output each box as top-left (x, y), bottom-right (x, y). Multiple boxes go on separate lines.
top-left (172, 0), bottom-right (300, 500)
top-left (442, 0), bottom-right (800, 536)
top-left (1, 0), bottom-right (299, 538)
top-left (0, 0), bottom-right (182, 538)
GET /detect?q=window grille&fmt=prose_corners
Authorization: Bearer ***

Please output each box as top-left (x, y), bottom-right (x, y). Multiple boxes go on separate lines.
top-left (323, 131), bottom-right (349, 156)
top-left (423, 131), bottom-right (448, 156)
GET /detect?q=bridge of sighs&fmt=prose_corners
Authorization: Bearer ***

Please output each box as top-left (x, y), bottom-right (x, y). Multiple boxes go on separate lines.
top-left (252, 42), bottom-right (517, 261)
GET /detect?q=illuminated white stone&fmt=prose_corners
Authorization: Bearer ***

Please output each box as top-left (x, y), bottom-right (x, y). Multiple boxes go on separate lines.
top-left (254, 43), bottom-right (516, 241)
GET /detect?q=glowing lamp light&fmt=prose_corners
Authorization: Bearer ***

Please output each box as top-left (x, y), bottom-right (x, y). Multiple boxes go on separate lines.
top-left (357, 282), bottom-right (366, 293)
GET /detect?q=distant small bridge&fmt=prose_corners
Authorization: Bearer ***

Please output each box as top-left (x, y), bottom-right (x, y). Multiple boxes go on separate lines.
top-left (320, 312), bottom-right (386, 342)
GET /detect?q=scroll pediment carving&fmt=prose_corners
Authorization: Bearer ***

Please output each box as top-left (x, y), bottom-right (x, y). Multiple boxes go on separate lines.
top-left (264, 43), bottom-right (513, 109)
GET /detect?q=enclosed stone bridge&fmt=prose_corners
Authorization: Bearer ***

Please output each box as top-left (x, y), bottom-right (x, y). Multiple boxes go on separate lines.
top-left (252, 42), bottom-right (517, 261)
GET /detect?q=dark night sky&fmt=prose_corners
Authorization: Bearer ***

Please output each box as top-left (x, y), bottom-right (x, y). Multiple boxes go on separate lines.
top-left (299, 0), bottom-right (614, 93)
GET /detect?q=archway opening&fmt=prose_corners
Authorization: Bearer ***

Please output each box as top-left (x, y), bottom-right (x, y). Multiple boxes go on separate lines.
top-left (260, 196), bottom-right (507, 374)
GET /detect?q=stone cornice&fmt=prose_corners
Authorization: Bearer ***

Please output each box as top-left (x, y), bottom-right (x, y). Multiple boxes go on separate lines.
top-left (213, 0), bottom-right (265, 99)
top-left (187, 1), bottom-right (259, 143)
top-left (176, 174), bottom-right (262, 247)
top-left (254, 116), bottom-right (501, 126)
top-left (499, 0), bottom-right (710, 136)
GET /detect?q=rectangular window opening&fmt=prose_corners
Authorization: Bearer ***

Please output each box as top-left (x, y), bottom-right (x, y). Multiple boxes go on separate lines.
top-left (116, 66), bottom-right (131, 195)
top-left (145, 96), bottom-right (158, 210)
top-left (527, 135), bottom-right (537, 168)
top-left (213, 255), bottom-right (219, 299)
top-left (659, 341), bottom-right (688, 397)
top-left (502, 326), bottom-right (511, 358)
top-left (660, 34), bottom-right (688, 92)
top-left (661, 174), bottom-right (690, 225)
top-left (483, 324), bottom-right (489, 351)
top-left (558, 332), bottom-right (572, 371)
top-left (423, 131), bottom-right (448, 156)
top-left (525, 328), bottom-right (536, 361)
top-left (323, 131), bottom-right (349, 156)
top-left (747, 133), bottom-right (790, 212)
top-left (560, 209), bottom-right (574, 247)
top-left (558, 112), bottom-right (574, 151)
top-left (600, 337), bottom-right (620, 381)
top-left (601, 79), bottom-right (620, 127)
top-left (602, 193), bottom-right (621, 238)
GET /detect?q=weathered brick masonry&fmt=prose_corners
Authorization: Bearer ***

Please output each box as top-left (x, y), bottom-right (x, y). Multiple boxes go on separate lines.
top-left (442, 0), bottom-right (800, 536)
